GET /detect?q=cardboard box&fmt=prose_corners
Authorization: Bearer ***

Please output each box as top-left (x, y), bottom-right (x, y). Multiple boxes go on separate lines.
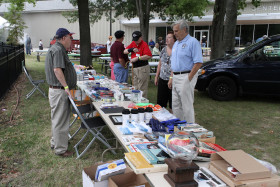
top-left (108, 172), bottom-right (151, 187)
top-left (209, 164), bottom-right (280, 187)
top-left (95, 160), bottom-right (126, 182)
top-left (210, 150), bottom-right (271, 181)
top-left (71, 90), bottom-right (91, 104)
top-left (83, 162), bottom-right (132, 187)
top-left (209, 150), bottom-right (280, 187)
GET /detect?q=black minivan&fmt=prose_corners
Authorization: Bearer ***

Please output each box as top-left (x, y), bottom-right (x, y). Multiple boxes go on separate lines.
top-left (195, 35), bottom-right (280, 101)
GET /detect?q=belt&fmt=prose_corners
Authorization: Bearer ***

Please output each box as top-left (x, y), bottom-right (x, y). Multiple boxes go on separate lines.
top-left (133, 60), bottom-right (149, 68)
top-left (173, 70), bottom-right (191, 75)
top-left (49, 85), bottom-right (64, 89)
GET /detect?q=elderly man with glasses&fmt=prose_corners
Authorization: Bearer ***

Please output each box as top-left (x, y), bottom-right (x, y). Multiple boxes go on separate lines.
top-left (45, 28), bottom-right (77, 157)
top-left (169, 20), bottom-right (203, 123)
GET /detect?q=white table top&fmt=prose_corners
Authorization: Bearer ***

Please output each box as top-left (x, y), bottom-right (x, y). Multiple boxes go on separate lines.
top-left (99, 57), bottom-right (158, 67)
top-left (35, 49), bottom-right (48, 53)
top-left (72, 50), bottom-right (101, 54)
top-left (99, 56), bottom-right (159, 61)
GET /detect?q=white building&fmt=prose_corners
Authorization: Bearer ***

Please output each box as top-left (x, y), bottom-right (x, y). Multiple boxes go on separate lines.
top-left (0, 0), bottom-right (280, 48)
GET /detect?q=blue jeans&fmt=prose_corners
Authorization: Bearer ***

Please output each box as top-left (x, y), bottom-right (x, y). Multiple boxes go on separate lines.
top-left (26, 46), bottom-right (31, 55)
top-left (114, 63), bottom-right (128, 83)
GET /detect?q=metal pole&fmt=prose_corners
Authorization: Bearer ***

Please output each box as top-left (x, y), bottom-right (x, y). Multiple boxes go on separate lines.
top-left (109, 0), bottom-right (112, 36)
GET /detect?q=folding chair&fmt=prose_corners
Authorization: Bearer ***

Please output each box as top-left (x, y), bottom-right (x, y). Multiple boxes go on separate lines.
top-left (68, 96), bottom-right (116, 159)
top-left (68, 103), bottom-right (94, 140)
top-left (22, 61), bottom-right (47, 99)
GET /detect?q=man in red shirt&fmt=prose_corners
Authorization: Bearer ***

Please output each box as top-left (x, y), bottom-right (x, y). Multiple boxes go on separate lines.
top-left (124, 31), bottom-right (152, 98)
top-left (110, 30), bottom-right (129, 83)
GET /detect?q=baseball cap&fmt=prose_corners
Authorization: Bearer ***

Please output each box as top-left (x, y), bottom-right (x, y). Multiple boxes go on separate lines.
top-left (132, 31), bottom-right (142, 41)
top-left (55, 28), bottom-right (74, 39)
top-left (114, 30), bottom-right (125, 39)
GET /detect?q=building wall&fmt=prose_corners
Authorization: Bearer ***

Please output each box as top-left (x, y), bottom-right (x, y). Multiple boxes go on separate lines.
top-left (1, 0), bottom-right (280, 48)
top-left (21, 11), bottom-right (156, 49)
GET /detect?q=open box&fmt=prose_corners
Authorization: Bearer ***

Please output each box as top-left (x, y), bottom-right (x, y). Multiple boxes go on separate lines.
top-left (209, 150), bottom-right (280, 187)
top-left (108, 172), bottom-right (151, 187)
top-left (82, 162), bottom-right (132, 187)
top-left (70, 90), bottom-right (91, 105)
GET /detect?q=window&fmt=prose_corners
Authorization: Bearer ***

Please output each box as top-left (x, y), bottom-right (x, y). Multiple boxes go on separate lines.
top-left (156, 26), bottom-right (172, 43)
top-left (250, 40), bottom-right (280, 63)
top-left (235, 25), bottom-right (241, 47)
top-left (268, 24), bottom-right (280, 36)
top-left (254, 24), bottom-right (268, 42)
top-left (240, 25), bottom-right (254, 47)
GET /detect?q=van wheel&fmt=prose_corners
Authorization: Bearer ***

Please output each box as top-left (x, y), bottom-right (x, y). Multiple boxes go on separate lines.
top-left (208, 76), bottom-right (237, 101)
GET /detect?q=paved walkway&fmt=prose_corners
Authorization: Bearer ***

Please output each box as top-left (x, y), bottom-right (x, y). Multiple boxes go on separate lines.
top-left (203, 56), bottom-right (210, 62)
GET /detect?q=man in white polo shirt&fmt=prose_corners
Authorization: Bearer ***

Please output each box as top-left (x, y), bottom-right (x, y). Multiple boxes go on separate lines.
top-left (169, 20), bottom-right (203, 123)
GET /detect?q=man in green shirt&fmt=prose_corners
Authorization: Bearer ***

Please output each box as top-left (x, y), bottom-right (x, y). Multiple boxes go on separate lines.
top-left (45, 28), bottom-right (77, 157)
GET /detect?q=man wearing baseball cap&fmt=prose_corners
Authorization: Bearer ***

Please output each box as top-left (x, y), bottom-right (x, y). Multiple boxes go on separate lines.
top-left (45, 28), bottom-right (76, 157)
top-left (124, 31), bottom-right (152, 98)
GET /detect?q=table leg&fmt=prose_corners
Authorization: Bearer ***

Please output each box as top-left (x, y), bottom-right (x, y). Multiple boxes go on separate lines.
top-left (37, 53), bottom-right (40, 62)
top-left (101, 139), bottom-right (122, 162)
top-left (104, 60), bottom-right (108, 74)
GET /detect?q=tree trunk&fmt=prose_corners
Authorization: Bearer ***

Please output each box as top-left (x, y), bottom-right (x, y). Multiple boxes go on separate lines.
top-left (210, 0), bottom-right (227, 60)
top-left (223, 0), bottom-right (238, 53)
top-left (136, 0), bottom-right (150, 43)
top-left (78, 0), bottom-right (92, 66)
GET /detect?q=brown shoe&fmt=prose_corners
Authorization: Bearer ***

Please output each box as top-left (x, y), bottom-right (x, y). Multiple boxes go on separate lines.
top-left (56, 150), bottom-right (74, 157)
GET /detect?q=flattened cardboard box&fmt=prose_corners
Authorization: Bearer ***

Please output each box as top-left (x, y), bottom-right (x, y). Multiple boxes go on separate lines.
top-left (83, 162), bottom-right (132, 187)
top-left (108, 172), bottom-right (151, 187)
top-left (210, 150), bottom-right (271, 181)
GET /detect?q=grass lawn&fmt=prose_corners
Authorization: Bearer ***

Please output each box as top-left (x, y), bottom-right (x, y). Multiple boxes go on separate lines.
top-left (0, 54), bottom-right (279, 186)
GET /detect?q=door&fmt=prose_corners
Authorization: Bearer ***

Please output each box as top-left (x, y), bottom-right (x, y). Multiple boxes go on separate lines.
top-left (238, 40), bottom-right (280, 95)
top-left (194, 30), bottom-right (209, 47)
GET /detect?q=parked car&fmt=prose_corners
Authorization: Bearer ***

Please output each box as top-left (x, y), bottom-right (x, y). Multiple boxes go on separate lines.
top-left (195, 35), bottom-right (280, 101)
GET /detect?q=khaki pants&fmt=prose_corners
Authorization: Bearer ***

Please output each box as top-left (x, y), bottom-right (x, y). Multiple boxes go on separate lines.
top-left (49, 88), bottom-right (70, 154)
top-left (172, 73), bottom-right (198, 123)
top-left (132, 65), bottom-right (150, 98)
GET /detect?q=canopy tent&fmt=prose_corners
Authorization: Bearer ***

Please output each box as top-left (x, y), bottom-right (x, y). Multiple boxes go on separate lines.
top-left (0, 16), bottom-right (9, 42)
top-left (0, 16), bottom-right (8, 28)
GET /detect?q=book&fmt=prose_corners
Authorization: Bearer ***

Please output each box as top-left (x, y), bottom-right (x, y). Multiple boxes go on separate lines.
top-left (124, 152), bottom-right (154, 169)
top-left (198, 142), bottom-right (227, 157)
top-left (136, 144), bottom-right (169, 164)
top-left (130, 142), bottom-right (169, 164)
top-left (122, 135), bottom-right (149, 145)
top-left (144, 133), bottom-right (158, 141)
top-left (129, 142), bottom-right (157, 152)
top-left (194, 167), bottom-right (226, 187)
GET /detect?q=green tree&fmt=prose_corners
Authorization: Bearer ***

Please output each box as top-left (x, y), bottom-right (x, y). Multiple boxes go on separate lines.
top-left (64, 0), bottom-right (209, 43)
top-left (3, 0), bottom-right (35, 45)
top-left (211, 0), bottom-right (261, 59)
